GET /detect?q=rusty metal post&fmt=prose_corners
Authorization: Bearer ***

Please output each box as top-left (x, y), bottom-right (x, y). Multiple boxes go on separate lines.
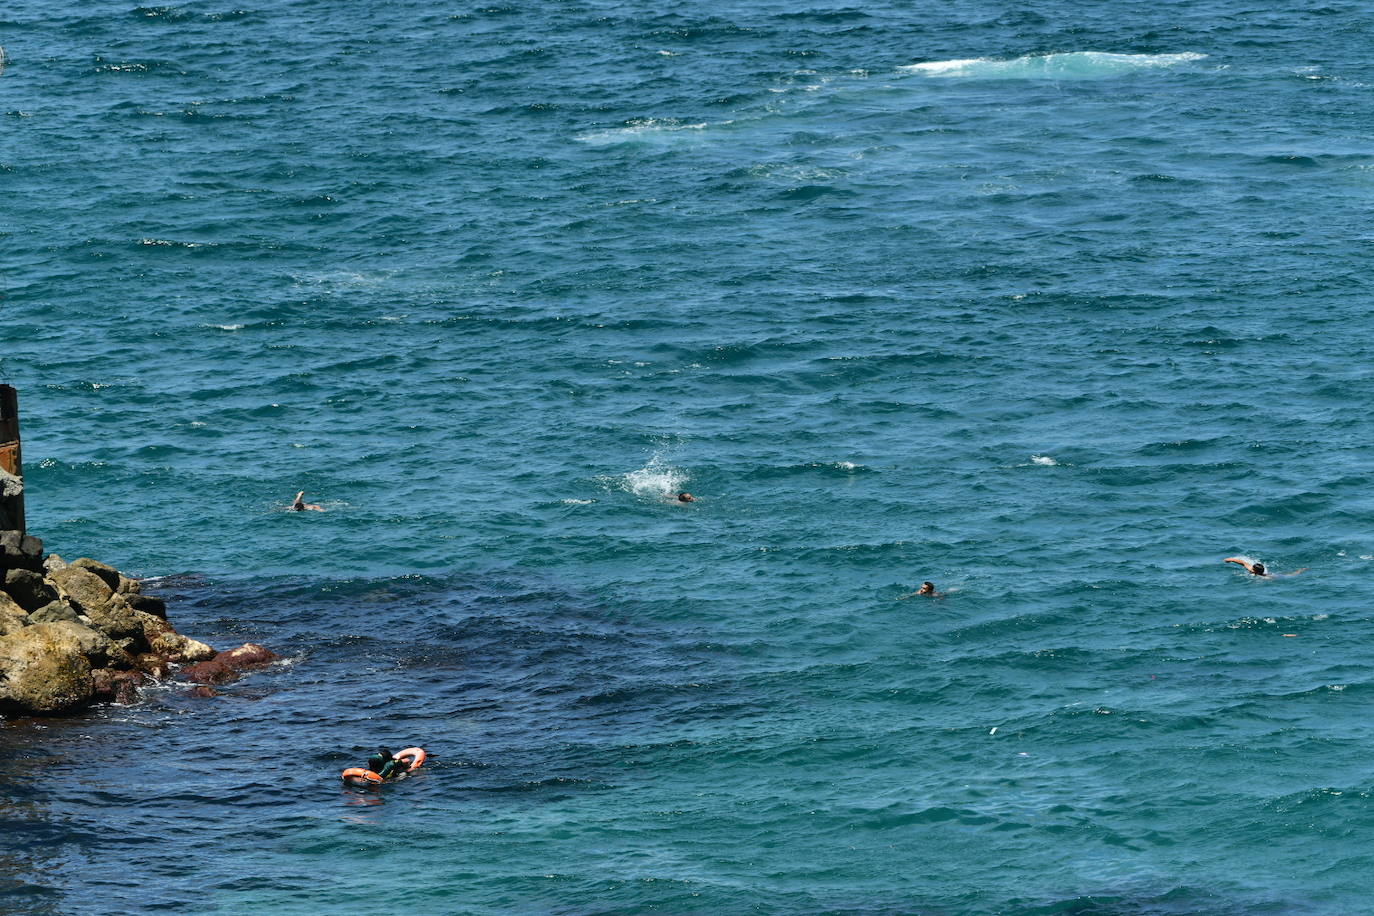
top-left (0, 385), bottom-right (24, 533)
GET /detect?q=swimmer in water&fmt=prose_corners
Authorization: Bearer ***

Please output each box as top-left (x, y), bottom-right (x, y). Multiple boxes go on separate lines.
top-left (366, 748), bottom-right (408, 779)
top-left (1224, 557), bottom-right (1305, 578)
top-left (290, 491), bottom-right (324, 512)
top-left (675, 492), bottom-right (695, 503)
top-left (899, 581), bottom-right (944, 599)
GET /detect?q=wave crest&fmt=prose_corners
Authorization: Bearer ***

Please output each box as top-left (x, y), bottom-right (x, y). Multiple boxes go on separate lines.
top-left (901, 51), bottom-right (1206, 80)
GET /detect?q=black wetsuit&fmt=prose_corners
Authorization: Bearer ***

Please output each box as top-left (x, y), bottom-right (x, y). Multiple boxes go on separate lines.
top-left (367, 753), bottom-right (408, 779)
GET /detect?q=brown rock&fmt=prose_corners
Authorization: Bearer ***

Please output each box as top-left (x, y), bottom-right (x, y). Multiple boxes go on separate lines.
top-left (39, 620), bottom-right (115, 667)
top-left (116, 575), bottom-right (142, 596)
top-left (186, 685), bottom-right (218, 699)
top-left (69, 558), bottom-right (122, 591)
top-left (0, 622), bottom-right (94, 714)
top-left (110, 635), bottom-right (144, 666)
top-left (83, 594), bottom-right (143, 641)
top-left (47, 565), bottom-right (114, 615)
top-left (0, 591), bottom-right (27, 637)
top-left (134, 654), bottom-right (168, 679)
top-left (133, 610), bottom-right (171, 642)
top-left (214, 643), bottom-right (279, 670)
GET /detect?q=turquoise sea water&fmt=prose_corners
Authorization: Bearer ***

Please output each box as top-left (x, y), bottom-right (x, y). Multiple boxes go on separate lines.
top-left (4, 1), bottom-right (1374, 912)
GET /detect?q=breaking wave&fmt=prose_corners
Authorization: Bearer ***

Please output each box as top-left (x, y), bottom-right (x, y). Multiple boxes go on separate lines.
top-left (902, 51), bottom-right (1207, 80)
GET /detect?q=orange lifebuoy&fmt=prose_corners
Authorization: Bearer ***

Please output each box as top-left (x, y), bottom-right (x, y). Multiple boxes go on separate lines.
top-left (341, 767), bottom-right (383, 785)
top-left (393, 747), bottom-right (426, 771)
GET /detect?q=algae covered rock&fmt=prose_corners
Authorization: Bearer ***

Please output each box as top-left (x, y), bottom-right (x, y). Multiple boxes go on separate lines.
top-left (0, 622), bottom-right (94, 713)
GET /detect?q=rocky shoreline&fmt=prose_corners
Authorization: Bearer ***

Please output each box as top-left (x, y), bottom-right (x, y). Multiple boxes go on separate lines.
top-left (0, 528), bottom-right (275, 716)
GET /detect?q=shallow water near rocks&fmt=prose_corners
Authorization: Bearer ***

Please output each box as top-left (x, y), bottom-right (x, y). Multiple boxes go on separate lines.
top-left (3, 0), bottom-right (1374, 912)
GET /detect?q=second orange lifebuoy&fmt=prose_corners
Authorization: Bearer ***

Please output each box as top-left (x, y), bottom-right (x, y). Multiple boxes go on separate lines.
top-left (393, 747), bottom-right (427, 771)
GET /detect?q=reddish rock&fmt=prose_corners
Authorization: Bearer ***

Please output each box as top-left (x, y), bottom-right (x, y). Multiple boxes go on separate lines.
top-left (213, 643), bottom-right (278, 670)
top-left (177, 659), bottom-right (236, 684)
top-left (91, 668), bottom-right (144, 705)
top-left (186, 685), bottom-right (218, 699)
top-left (113, 677), bottom-right (139, 705)
top-left (134, 653), bottom-right (168, 679)
top-left (91, 667), bottom-right (113, 701)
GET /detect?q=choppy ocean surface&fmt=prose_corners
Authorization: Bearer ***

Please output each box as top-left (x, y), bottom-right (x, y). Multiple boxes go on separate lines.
top-left (4, 1), bottom-right (1374, 912)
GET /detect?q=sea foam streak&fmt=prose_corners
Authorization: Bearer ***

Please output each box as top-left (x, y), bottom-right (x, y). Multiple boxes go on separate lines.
top-left (902, 51), bottom-right (1206, 80)
top-left (575, 118), bottom-right (710, 145)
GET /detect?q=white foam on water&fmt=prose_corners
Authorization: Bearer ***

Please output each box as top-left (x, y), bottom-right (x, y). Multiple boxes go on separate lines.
top-left (561, 498), bottom-right (596, 505)
top-left (574, 118), bottom-right (710, 145)
top-left (901, 51), bottom-right (1207, 80)
top-left (1030, 455), bottom-right (1058, 466)
top-left (612, 456), bottom-right (688, 499)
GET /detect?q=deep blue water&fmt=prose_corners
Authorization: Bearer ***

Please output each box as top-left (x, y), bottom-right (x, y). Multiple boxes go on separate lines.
top-left (3, 1), bottom-right (1374, 912)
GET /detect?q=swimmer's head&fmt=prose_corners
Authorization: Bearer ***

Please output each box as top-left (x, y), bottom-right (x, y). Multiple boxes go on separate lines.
top-left (677, 492), bottom-right (695, 502)
top-left (1252, 562), bottom-right (1266, 576)
top-left (918, 582), bottom-right (935, 594)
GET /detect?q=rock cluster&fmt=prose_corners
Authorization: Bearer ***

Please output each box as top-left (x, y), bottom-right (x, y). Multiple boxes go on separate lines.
top-left (0, 529), bottom-right (274, 716)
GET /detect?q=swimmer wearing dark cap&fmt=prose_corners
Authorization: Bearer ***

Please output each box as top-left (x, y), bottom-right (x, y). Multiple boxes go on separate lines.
top-left (366, 748), bottom-right (408, 779)
top-left (1224, 557), bottom-right (1305, 578)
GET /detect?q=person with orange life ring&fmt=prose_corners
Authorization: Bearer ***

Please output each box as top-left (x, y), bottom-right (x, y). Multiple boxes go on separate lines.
top-left (340, 746), bottom-right (426, 785)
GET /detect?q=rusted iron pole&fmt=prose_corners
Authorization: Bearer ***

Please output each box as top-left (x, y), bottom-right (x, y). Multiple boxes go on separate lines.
top-left (0, 385), bottom-right (24, 533)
